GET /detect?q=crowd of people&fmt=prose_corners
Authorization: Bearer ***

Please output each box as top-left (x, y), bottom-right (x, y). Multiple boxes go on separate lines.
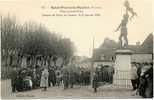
top-left (10, 60), bottom-right (153, 98)
top-left (91, 62), bottom-right (153, 98)
top-left (92, 65), bottom-right (115, 92)
top-left (130, 62), bottom-right (153, 98)
top-left (10, 62), bottom-right (115, 92)
top-left (10, 63), bottom-right (92, 92)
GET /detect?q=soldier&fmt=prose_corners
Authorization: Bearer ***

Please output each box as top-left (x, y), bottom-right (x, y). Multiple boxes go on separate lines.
top-left (136, 63), bottom-right (142, 88)
top-left (130, 62), bottom-right (138, 90)
top-left (31, 68), bottom-right (37, 89)
top-left (10, 65), bottom-right (18, 92)
top-left (107, 65), bottom-right (115, 84)
top-left (35, 65), bottom-right (42, 88)
top-left (139, 63), bottom-right (153, 98)
top-left (144, 63), bottom-right (153, 98)
top-left (56, 70), bottom-right (62, 86)
top-left (85, 71), bottom-right (90, 85)
top-left (69, 70), bottom-right (74, 88)
top-left (48, 67), bottom-right (56, 87)
top-left (92, 71), bottom-right (99, 93)
top-left (80, 70), bottom-right (84, 85)
top-left (64, 58), bottom-right (75, 88)
top-left (62, 69), bottom-right (69, 90)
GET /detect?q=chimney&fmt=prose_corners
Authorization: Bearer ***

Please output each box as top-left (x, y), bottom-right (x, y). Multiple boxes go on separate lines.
top-left (136, 41), bottom-right (140, 46)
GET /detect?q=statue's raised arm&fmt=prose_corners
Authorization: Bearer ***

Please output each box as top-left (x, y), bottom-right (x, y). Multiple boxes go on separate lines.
top-left (114, 23), bottom-right (121, 32)
top-left (124, 0), bottom-right (137, 20)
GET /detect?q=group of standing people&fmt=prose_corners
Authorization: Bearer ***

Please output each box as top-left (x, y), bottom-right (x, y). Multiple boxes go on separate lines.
top-left (130, 62), bottom-right (153, 98)
top-left (10, 60), bottom-right (153, 98)
top-left (36, 64), bottom-right (92, 91)
top-left (10, 62), bottom-right (92, 92)
top-left (92, 65), bottom-right (115, 92)
top-left (10, 64), bottom-right (57, 92)
top-left (62, 66), bottom-right (91, 89)
top-left (11, 66), bottom-right (38, 92)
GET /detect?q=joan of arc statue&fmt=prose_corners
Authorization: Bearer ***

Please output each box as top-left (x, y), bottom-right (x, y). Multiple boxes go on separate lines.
top-left (114, 0), bottom-right (137, 48)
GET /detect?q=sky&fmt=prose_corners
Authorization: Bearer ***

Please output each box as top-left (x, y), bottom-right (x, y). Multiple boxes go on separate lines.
top-left (0, 0), bottom-right (153, 57)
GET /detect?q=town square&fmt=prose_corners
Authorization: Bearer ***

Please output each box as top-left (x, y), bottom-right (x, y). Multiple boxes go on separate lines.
top-left (0, 0), bottom-right (153, 99)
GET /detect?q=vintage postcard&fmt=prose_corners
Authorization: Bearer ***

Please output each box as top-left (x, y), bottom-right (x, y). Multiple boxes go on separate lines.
top-left (0, 0), bottom-right (153, 99)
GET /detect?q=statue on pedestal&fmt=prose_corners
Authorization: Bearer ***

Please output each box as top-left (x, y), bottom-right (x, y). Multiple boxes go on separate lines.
top-left (114, 0), bottom-right (137, 48)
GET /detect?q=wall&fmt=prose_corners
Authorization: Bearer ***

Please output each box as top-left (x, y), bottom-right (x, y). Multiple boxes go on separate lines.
top-left (93, 61), bottom-right (114, 68)
top-left (131, 53), bottom-right (153, 63)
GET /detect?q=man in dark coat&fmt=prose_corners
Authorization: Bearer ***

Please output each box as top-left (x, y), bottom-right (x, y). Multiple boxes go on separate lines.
top-left (35, 65), bottom-right (42, 88)
top-left (144, 64), bottom-right (153, 98)
top-left (136, 63), bottom-right (142, 88)
top-left (31, 68), bottom-right (37, 89)
top-left (92, 71), bottom-right (99, 93)
top-left (69, 71), bottom-right (74, 88)
top-left (86, 71), bottom-right (90, 85)
top-left (101, 66), bottom-right (109, 82)
top-left (10, 66), bottom-right (18, 92)
top-left (80, 71), bottom-right (84, 85)
top-left (48, 67), bottom-right (56, 87)
top-left (139, 63), bottom-right (153, 98)
top-left (108, 66), bottom-right (115, 84)
top-left (63, 70), bottom-right (69, 89)
top-left (16, 68), bottom-right (26, 92)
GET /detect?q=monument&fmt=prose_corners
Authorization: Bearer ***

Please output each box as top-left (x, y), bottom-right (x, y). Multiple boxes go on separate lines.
top-left (113, 0), bottom-right (137, 88)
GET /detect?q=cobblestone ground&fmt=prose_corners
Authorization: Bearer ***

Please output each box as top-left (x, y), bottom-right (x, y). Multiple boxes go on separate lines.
top-left (1, 80), bottom-right (142, 99)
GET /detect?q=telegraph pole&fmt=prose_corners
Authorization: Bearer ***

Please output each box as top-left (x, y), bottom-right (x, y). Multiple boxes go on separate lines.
top-left (91, 36), bottom-right (95, 85)
top-left (0, 15), bottom-right (2, 67)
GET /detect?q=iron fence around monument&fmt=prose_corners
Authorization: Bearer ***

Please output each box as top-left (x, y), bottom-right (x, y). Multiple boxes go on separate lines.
top-left (113, 70), bottom-right (132, 89)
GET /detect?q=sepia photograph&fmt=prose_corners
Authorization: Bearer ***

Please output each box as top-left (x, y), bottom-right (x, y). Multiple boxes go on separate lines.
top-left (0, 0), bottom-right (153, 99)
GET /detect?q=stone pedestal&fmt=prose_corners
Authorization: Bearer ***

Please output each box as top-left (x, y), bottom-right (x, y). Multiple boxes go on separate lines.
top-left (113, 49), bottom-right (133, 88)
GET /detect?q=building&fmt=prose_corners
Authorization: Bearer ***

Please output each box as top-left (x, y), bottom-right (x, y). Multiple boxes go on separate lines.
top-left (93, 33), bottom-right (153, 67)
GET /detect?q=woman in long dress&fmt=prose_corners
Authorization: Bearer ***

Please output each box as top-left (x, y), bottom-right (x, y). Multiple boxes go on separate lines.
top-left (40, 66), bottom-right (49, 91)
